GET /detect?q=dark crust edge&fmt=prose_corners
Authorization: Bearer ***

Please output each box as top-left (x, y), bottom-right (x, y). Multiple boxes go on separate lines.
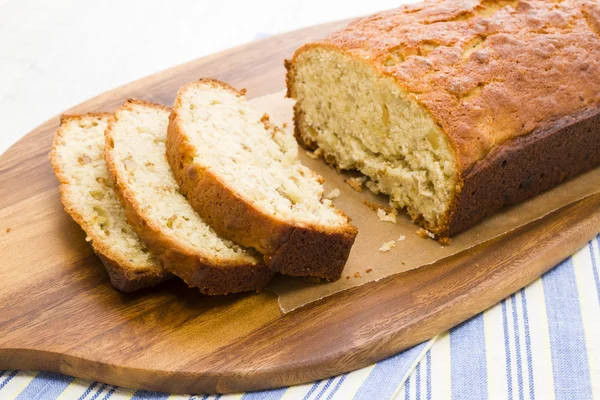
top-left (50, 113), bottom-right (172, 292)
top-left (104, 99), bottom-right (274, 295)
top-left (168, 79), bottom-right (358, 281)
top-left (97, 253), bottom-right (168, 293)
top-left (446, 106), bottom-right (600, 236)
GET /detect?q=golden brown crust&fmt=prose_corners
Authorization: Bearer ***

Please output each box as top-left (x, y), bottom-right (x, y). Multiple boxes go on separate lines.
top-left (50, 113), bottom-right (171, 292)
top-left (287, 0), bottom-right (600, 237)
top-left (287, 0), bottom-right (600, 172)
top-left (104, 100), bottom-right (273, 294)
top-left (168, 79), bottom-right (358, 280)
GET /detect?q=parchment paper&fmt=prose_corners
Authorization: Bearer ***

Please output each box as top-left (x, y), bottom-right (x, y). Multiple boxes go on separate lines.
top-left (249, 91), bottom-right (600, 313)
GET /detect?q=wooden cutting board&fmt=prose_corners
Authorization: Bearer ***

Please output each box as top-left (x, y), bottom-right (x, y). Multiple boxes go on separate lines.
top-left (1, 20), bottom-right (599, 394)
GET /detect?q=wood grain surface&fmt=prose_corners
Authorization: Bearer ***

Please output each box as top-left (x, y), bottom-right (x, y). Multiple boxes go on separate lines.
top-left (0, 19), bottom-right (599, 394)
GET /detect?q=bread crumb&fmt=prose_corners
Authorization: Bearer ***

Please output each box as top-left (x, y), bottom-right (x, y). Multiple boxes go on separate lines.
top-left (325, 188), bottom-right (341, 200)
top-left (5, 227), bottom-right (11, 233)
top-left (416, 228), bottom-right (435, 239)
top-left (379, 240), bottom-right (396, 252)
top-left (282, 122), bottom-right (288, 128)
top-left (439, 237), bottom-right (451, 245)
top-left (364, 201), bottom-right (395, 215)
top-left (366, 268), bottom-right (372, 273)
top-left (398, 235), bottom-right (406, 241)
top-left (354, 272), bottom-right (361, 278)
top-left (345, 176), bottom-right (367, 192)
top-left (306, 148), bottom-right (324, 159)
top-left (346, 276), bottom-right (350, 279)
top-left (377, 208), bottom-right (397, 223)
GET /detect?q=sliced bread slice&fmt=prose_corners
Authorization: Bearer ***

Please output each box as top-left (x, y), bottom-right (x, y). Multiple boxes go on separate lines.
top-left (50, 113), bottom-right (170, 292)
top-left (104, 99), bottom-right (272, 294)
top-left (167, 79), bottom-right (358, 280)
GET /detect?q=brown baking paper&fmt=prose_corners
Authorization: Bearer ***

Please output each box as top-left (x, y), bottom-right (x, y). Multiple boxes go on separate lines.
top-left (249, 91), bottom-right (600, 313)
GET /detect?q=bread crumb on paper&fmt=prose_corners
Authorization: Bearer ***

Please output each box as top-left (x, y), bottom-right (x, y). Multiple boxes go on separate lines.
top-left (363, 200), bottom-right (394, 214)
top-left (325, 188), bottom-right (341, 200)
top-left (345, 176), bottom-right (367, 192)
top-left (377, 208), bottom-right (397, 223)
top-left (366, 268), bottom-right (372, 273)
top-left (5, 227), bottom-right (11, 233)
top-left (354, 272), bottom-right (361, 278)
top-left (346, 276), bottom-right (350, 280)
top-left (305, 148), bottom-right (323, 159)
top-left (398, 235), bottom-right (406, 242)
top-left (416, 228), bottom-right (435, 239)
top-left (439, 237), bottom-right (451, 245)
top-left (282, 122), bottom-right (288, 128)
top-left (379, 240), bottom-right (396, 253)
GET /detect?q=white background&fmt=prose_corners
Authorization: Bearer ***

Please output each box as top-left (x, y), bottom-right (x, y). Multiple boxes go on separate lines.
top-left (0, 0), bottom-right (413, 155)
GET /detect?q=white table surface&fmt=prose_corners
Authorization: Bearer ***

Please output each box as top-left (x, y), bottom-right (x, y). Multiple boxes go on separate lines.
top-left (0, 0), bottom-right (409, 155)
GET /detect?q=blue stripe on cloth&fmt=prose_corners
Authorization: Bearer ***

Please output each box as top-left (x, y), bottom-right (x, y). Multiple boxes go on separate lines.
top-left (89, 384), bottom-right (108, 400)
top-left (15, 371), bottom-right (73, 400)
top-left (0, 371), bottom-right (6, 380)
top-left (450, 313), bottom-right (487, 400)
top-left (241, 386), bottom-right (287, 400)
top-left (542, 257), bottom-right (593, 400)
top-left (78, 382), bottom-right (99, 400)
top-left (302, 380), bottom-right (322, 400)
top-left (101, 386), bottom-right (117, 400)
top-left (502, 300), bottom-right (514, 400)
top-left (520, 289), bottom-right (535, 400)
top-left (589, 241), bottom-right (600, 306)
top-left (0, 371), bottom-right (18, 391)
top-left (510, 294), bottom-right (525, 400)
top-left (313, 377), bottom-right (334, 400)
top-left (415, 360), bottom-right (421, 400)
top-left (426, 351), bottom-right (431, 400)
top-left (352, 341), bottom-right (429, 400)
top-left (131, 389), bottom-right (169, 399)
top-left (404, 377), bottom-right (409, 400)
top-left (325, 374), bottom-right (347, 400)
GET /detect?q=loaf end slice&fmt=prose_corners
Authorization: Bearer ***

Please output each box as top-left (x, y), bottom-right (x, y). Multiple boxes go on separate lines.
top-left (104, 99), bottom-right (273, 294)
top-left (168, 79), bottom-right (358, 280)
top-left (50, 114), bottom-right (170, 292)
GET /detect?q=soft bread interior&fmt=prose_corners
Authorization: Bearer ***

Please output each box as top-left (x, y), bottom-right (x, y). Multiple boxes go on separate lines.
top-left (107, 102), bottom-right (259, 263)
top-left (54, 116), bottom-right (161, 269)
top-left (177, 83), bottom-right (347, 227)
top-left (290, 48), bottom-right (458, 230)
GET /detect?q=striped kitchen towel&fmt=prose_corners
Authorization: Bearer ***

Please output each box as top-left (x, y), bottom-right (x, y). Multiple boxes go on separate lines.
top-left (2, 233), bottom-right (599, 399)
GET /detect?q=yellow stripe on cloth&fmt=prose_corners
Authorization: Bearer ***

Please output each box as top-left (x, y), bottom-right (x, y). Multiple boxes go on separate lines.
top-left (1, 370), bottom-right (37, 399)
top-left (524, 278), bottom-right (555, 400)
top-left (430, 332), bottom-right (451, 399)
top-left (484, 299), bottom-right (509, 400)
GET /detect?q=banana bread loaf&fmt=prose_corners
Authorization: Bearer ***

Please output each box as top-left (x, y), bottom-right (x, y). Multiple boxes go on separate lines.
top-left (286, 0), bottom-right (600, 237)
